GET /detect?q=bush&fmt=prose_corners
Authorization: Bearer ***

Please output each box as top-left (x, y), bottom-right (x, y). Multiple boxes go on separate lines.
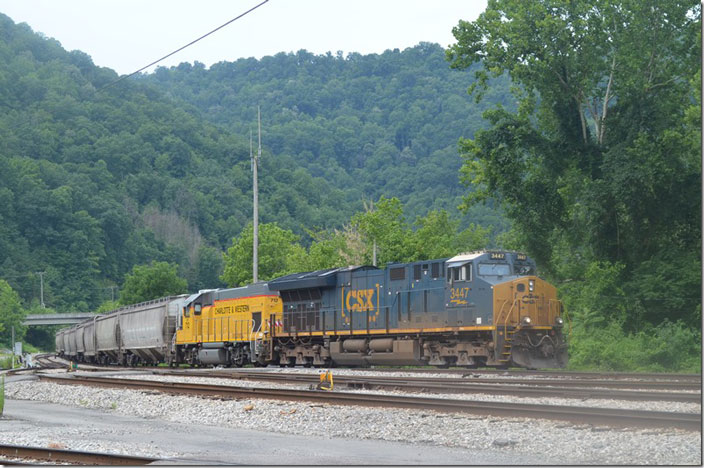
top-left (0, 356), bottom-right (12, 370)
top-left (568, 319), bottom-right (701, 373)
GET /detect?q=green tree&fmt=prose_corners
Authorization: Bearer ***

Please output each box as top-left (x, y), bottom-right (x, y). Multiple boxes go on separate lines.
top-left (0, 280), bottom-right (26, 346)
top-left (408, 210), bottom-right (490, 260)
top-left (291, 225), bottom-right (369, 272)
top-left (351, 197), bottom-right (409, 265)
top-left (119, 261), bottom-right (188, 305)
top-left (447, 0), bottom-right (701, 327)
top-left (95, 301), bottom-right (120, 314)
top-left (221, 222), bottom-right (306, 286)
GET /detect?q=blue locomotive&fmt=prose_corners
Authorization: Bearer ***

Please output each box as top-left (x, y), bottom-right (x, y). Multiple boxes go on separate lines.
top-left (268, 250), bottom-right (568, 368)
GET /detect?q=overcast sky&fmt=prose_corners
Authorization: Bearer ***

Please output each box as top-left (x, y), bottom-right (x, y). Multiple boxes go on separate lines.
top-left (0, 0), bottom-right (487, 75)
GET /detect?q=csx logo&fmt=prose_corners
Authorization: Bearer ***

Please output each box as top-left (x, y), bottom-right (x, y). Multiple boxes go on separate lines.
top-left (345, 289), bottom-right (375, 312)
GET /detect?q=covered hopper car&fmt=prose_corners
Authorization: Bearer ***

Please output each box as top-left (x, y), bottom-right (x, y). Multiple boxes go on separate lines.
top-left (60, 295), bottom-right (188, 365)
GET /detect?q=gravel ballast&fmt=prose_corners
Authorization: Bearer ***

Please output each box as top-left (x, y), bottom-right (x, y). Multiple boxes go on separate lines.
top-left (109, 373), bottom-right (702, 414)
top-left (3, 377), bottom-right (701, 465)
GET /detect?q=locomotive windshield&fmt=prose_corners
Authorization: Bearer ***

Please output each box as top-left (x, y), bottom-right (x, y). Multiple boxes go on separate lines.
top-left (478, 263), bottom-right (511, 277)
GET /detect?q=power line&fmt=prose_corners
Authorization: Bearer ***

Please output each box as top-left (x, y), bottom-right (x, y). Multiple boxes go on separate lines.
top-left (97, 0), bottom-right (270, 92)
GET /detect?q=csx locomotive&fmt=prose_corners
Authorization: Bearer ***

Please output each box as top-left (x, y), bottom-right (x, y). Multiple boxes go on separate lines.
top-left (57, 250), bottom-right (568, 369)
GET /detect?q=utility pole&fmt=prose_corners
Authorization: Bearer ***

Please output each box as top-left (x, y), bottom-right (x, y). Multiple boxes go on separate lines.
top-left (36, 271), bottom-right (45, 308)
top-left (252, 106), bottom-right (261, 283)
top-left (363, 200), bottom-right (378, 267)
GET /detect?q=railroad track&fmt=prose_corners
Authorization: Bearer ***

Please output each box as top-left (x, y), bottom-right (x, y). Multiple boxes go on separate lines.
top-left (156, 369), bottom-right (702, 403)
top-left (2, 355), bottom-right (66, 377)
top-left (39, 374), bottom-right (701, 431)
top-left (368, 367), bottom-right (703, 382)
top-left (33, 355), bottom-right (66, 370)
top-left (50, 353), bottom-right (702, 384)
top-left (0, 443), bottom-right (157, 465)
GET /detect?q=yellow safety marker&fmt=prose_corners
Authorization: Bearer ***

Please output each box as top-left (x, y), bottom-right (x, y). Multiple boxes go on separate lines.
top-left (317, 370), bottom-right (333, 391)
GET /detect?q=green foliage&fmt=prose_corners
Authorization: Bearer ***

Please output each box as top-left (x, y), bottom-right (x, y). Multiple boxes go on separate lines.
top-left (352, 197), bottom-right (491, 265)
top-left (0, 280), bottom-right (27, 347)
top-left (568, 320), bottom-right (701, 373)
top-left (409, 211), bottom-right (490, 261)
top-left (559, 261), bottom-right (627, 330)
top-left (222, 222), bottom-right (306, 286)
top-left (295, 227), bottom-right (367, 271)
top-left (119, 261), bottom-right (188, 304)
top-left (352, 197), bottom-right (407, 265)
top-left (449, 0), bottom-right (702, 331)
top-left (145, 44), bottom-right (513, 232)
top-left (95, 301), bottom-right (120, 314)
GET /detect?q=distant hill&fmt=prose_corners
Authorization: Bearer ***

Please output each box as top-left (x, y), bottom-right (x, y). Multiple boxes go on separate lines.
top-left (143, 44), bottom-right (513, 228)
top-left (0, 13), bottom-right (511, 311)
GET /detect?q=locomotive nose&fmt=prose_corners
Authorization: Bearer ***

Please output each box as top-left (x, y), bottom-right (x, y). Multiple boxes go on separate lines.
top-left (493, 276), bottom-right (561, 328)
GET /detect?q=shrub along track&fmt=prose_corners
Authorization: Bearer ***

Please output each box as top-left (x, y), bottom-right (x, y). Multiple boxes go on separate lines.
top-left (38, 374), bottom-right (701, 431)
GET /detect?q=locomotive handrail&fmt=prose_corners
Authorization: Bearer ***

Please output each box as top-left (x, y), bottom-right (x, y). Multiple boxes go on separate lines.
top-left (253, 319), bottom-right (261, 356)
top-left (501, 298), bottom-right (520, 337)
top-left (395, 286), bottom-right (445, 294)
top-left (194, 316), bottom-right (257, 344)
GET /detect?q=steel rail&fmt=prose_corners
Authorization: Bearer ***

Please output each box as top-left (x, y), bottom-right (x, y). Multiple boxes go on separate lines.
top-left (157, 369), bottom-right (701, 403)
top-left (39, 375), bottom-right (701, 431)
top-left (0, 443), bottom-right (157, 465)
top-left (369, 367), bottom-right (703, 381)
top-left (158, 368), bottom-right (701, 390)
top-left (51, 354), bottom-right (701, 383)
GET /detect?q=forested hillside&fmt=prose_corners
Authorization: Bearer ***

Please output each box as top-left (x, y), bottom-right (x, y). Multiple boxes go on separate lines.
top-left (0, 13), bottom-right (508, 320)
top-left (142, 44), bottom-right (511, 228)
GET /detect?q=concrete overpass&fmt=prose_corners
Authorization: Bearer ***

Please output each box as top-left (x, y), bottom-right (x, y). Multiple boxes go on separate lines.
top-left (23, 313), bottom-right (95, 326)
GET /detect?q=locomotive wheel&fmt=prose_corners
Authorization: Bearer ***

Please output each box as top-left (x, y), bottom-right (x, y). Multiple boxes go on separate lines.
top-left (231, 347), bottom-right (246, 367)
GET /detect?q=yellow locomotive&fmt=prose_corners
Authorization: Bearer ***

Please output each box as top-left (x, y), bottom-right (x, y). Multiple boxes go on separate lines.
top-left (172, 283), bottom-right (282, 366)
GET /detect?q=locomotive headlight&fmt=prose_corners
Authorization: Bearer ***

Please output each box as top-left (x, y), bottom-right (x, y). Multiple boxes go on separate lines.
top-left (522, 316), bottom-right (532, 325)
top-left (529, 280), bottom-right (535, 292)
top-left (555, 317), bottom-right (564, 326)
